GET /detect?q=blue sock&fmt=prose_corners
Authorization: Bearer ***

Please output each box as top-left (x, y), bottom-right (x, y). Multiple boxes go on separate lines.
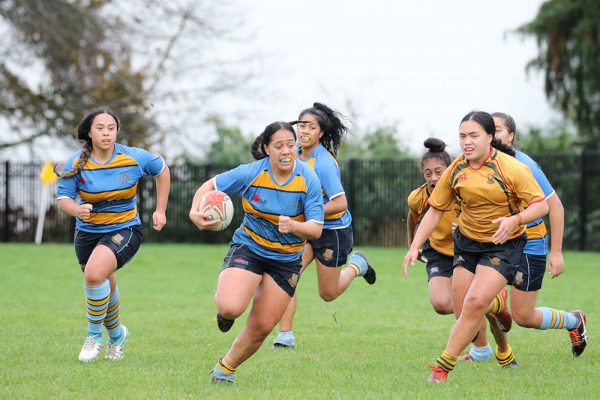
top-left (348, 253), bottom-right (367, 276)
top-left (275, 330), bottom-right (295, 346)
top-left (470, 344), bottom-right (493, 361)
top-left (104, 287), bottom-right (122, 341)
top-left (85, 279), bottom-right (110, 338)
top-left (539, 307), bottom-right (578, 330)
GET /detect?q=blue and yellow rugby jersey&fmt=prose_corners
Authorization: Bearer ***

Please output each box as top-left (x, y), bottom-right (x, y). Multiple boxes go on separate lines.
top-left (214, 157), bottom-right (324, 262)
top-left (299, 144), bottom-right (352, 229)
top-left (516, 150), bottom-right (554, 255)
top-left (407, 183), bottom-right (458, 257)
top-left (429, 148), bottom-right (545, 243)
top-left (57, 143), bottom-right (165, 233)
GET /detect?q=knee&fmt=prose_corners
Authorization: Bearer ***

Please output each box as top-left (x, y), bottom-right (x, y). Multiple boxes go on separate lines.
top-left (512, 308), bottom-right (536, 328)
top-left (214, 297), bottom-right (245, 320)
top-left (248, 319), bottom-right (277, 341)
top-left (431, 299), bottom-right (453, 315)
top-left (462, 295), bottom-right (487, 316)
top-left (84, 268), bottom-right (106, 286)
top-left (319, 289), bottom-right (338, 302)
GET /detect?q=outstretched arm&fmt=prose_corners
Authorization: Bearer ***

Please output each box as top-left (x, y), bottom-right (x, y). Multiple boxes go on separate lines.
top-left (402, 207), bottom-right (443, 276)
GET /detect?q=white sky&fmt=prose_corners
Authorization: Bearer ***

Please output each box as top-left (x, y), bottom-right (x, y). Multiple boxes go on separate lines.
top-left (232, 0), bottom-right (557, 156)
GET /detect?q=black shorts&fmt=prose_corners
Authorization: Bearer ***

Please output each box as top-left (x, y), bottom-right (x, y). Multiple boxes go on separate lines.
top-left (307, 226), bottom-right (354, 267)
top-left (513, 253), bottom-right (547, 291)
top-left (422, 240), bottom-right (454, 281)
top-left (221, 243), bottom-right (303, 297)
top-left (74, 225), bottom-right (143, 271)
top-left (452, 229), bottom-right (525, 284)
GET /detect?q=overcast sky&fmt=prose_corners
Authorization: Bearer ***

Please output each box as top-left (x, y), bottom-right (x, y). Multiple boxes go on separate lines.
top-left (232, 0), bottom-right (556, 155)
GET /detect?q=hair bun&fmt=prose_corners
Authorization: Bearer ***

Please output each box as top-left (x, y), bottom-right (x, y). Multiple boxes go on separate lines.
top-left (424, 138), bottom-right (447, 152)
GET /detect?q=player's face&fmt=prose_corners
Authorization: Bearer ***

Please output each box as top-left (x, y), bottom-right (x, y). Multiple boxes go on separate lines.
top-left (264, 129), bottom-right (297, 173)
top-left (493, 117), bottom-right (515, 147)
top-left (297, 113), bottom-right (323, 149)
top-left (89, 113), bottom-right (118, 152)
top-left (421, 158), bottom-right (447, 191)
top-left (459, 120), bottom-right (492, 164)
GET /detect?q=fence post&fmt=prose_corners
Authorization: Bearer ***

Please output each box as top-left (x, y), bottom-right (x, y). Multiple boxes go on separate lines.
top-left (579, 150), bottom-right (589, 251)
top-left (347, 159), bottom-right (356, 212)
top-left (3, 161), bottom-right (9, 242)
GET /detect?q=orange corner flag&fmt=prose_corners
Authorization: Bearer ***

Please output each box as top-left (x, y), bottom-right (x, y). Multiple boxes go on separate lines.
top-left (40, 160), bottom-right (58, 185)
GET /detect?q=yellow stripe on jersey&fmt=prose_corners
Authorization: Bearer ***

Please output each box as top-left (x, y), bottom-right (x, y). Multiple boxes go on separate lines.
top-left (242, 225), bottom-right (305, 254)
top-left (241, 198), bottom-right (305, 225)
top-left (79, 183), bottom-right (138, 203)
top-left (87, 208), bottom-right (138, 225)
top-left (325, 210), bottom-right (346, 221)
top-left (250, 170), bottom-right (307, 193)
top-left (81, 154), bottom-right (140, 170)
top-left (525, 221), bottom-right (548, 240)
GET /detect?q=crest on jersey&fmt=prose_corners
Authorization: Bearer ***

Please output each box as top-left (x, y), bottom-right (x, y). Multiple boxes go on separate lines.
top-left (111, 233), bottom-right (124, 245)
top-left (458, 173), bottom-right (467, 183)
top-left (118, 172), bottom-right (131, 184)
top-left (490, 257), bottom-right (501, 265)
top-left (288, 273), bottom-right (299, 288)
top-left (487, 174), bottom-right (495, 185)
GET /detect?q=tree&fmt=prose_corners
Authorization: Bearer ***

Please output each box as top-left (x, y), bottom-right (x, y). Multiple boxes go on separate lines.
top-left (0, 0), bottom-right (151, 151)
top-left (517, 0), bottom-right (600, 148)
top-left (516, 120), bottom-right (577, 154)
top-left (338, 124), bottom-right (411, 161)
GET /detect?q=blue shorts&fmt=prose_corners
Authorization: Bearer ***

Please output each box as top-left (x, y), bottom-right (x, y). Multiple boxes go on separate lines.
top-left (222, 243), bottom-right (302, 296)
top-left (422, 240), bottom-right (454, 281)
top-left (452, 229), bottom-right (525, 284)
top-left (307, 226), bottom-right (353, 267)
top-left (513, 253), bottom-right (547, 291)
top-left (74, 225), bottom-right (143, 271)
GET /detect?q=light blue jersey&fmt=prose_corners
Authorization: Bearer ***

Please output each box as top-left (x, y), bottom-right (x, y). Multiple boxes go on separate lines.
top-left (57, 143), bottom-right (165, 233)
top-left (515, 150), bottom-right (555, 255)
top-left (215, 157), bottom-right (324, 262)
top-left (299, 144), bottom-right (352, 229)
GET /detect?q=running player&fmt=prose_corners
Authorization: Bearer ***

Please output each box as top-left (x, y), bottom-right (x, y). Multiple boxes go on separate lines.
top-left (56, 107), bottom-right (170, 362)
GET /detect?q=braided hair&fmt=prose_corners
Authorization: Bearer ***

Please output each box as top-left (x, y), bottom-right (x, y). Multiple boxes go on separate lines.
top-left (55, 107), bottom-right (120, 178)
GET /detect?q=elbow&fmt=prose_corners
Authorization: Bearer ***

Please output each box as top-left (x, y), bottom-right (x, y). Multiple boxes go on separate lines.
top-left (308, 225), bottom-right (323, 240)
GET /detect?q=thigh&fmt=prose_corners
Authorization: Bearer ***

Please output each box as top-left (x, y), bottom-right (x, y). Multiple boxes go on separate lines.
top-left (97, 226), bottom-right (143, 269)
top-left (215, 267), bottom-right (263, 312)
top-left (315, 259), bottom-right (342, 293)
top-left (510, 286), bottom-right (538, 316)
top-left (300, 243), bottom-right (315, 273)
top-left (466, 265), bottom-right (508, 308)
top-left (428, 276), bottom-right (452, 308)
top-left (451, 267), bottom-right (475, 318)
top-left (84, 244), bottom-right (118, 281)
top-left (247, 273), bottom-right (294, 331)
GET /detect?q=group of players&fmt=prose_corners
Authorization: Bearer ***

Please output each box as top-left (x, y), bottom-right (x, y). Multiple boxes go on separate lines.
top-left (55, 105), bottom-right (587, 385)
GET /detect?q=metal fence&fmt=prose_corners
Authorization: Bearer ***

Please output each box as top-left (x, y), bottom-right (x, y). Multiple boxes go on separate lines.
top-left (1, 151), bottom-right (599, 250)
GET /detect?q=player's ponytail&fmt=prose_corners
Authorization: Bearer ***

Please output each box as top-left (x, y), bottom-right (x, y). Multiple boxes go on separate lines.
top-left (298, 102), bottom-right (350, 157)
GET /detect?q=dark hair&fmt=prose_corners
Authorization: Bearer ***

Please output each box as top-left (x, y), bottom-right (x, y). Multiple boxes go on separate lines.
top-left (421, 138), bottom-right (451, 169)
top-left (491, 112), bottom-right (517, 146)
top-left (461, 111), bottom-right (515, 157)
top-left (55, 107), bottom-right (120, 178)
top-left (294, 102), bottom-right (350, 157)
top-left (251, 121), bottom-right (296, 160)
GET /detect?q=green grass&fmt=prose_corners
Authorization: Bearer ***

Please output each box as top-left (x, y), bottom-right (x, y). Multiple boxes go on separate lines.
top-left (0, 244), bottom-right (598, 399)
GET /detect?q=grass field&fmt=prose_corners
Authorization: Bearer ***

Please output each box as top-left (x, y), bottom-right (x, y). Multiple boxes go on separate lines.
top-left (0, 244), bottom-right (598, 399)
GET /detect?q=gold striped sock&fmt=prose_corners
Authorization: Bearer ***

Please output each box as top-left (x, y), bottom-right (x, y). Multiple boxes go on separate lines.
top-left (491, 293), bottom-right (503, 314)
top-left (349, 264), bottom-right (361, 277)
top-left (495, 345), bottom-right (515, 366)
top-left (218, 358), bottom-right (236, 374)
top-left (436, 351), bottom-right (458, 372)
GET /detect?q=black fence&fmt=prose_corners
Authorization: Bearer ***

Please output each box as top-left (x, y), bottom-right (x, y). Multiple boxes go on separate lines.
top-left (1, 151), bottom-right (599, 251)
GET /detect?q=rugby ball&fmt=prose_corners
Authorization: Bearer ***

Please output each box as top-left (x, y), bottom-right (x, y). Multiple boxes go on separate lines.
top-left (199, 190), bottom-right (234, 231)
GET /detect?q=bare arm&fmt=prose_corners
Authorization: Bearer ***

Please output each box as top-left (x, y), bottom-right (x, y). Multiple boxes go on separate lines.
top-left (152, 165), bottom-right (170, 231)
top-left (491, 200), bottom-right (549, 245)
top-left (278, 217), bottom-right (323, 240)
top-left (402, 207), bottom-right (443, 276)
top-left (546, 194), bottom-right (565, 278)
top-left (325, 194), bottom-right (347, 217)
top-left (407, 209), bottom-right (418, 247)
top-left (57, 198), bottom-right (92, 220)
top-left (188, 179), bottom-right (221, 231)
